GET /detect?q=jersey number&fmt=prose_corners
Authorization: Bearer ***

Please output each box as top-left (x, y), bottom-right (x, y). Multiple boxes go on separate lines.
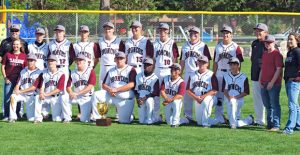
top-left (164, 59), bottom-right (171, 65)
top-left (136, 57), bottom-right (142, 63)
top-left (60, 59), bottom-right (66, 65)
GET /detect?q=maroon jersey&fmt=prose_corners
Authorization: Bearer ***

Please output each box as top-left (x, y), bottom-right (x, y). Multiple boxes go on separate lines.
top-left (2, 52), bottom-right (27, 83)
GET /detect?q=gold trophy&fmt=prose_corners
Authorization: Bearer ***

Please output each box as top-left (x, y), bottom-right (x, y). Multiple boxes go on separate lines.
top-left (96, 102), bottom-right (111, 126)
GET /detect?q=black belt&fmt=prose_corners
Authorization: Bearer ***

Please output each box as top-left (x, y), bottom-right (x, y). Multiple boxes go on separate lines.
top-left (159, 66), bottom-right (170, 69)
top-left (57, 65), bottom-right (66, 68)
top-left (27, 94), bottom-right (36, 96)
top-left (104, 65), bottom-right (114, 66)
top-left (220, 69), bottom-right (228, 72)
top-left (51, 94), bottom-right (60, 97)
top-left (131, 65), bottom-right (142, 68)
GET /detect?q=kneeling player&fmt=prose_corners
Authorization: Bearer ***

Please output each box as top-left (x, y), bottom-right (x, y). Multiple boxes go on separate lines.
top-left (9, 54), bottom-right (42, 123)
top-left (92, 52), bottom-right (137, 124)
top-left (135, 57), bottom-right (159, 124)
top-left (35, 55), bottom-right (65, 123)
top-left (186, 56), bottom-right (218, 127)
top-left (67, 54), bottom-right (96, 122)
top-left (223, 58), bottom-right (253, 129)
top-left (161, 63), bottom-right (185, 127)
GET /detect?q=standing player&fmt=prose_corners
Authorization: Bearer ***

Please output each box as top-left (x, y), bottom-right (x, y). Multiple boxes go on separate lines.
top-left (99, 22), bottom-right (125, 87)
top-left (91, 52), bottom-right (137, 123)
top-left (48, 25), bottom-right (75, 122)
top-left (180, 26), bottom-right (211, 124)
top-left (213, 25), bottom-right (243, 124)
top-left (251, 23), bottom-right (268, 126)
top-left (67, 54), bottom-right (96, 122)
top-left (161, 63), bottom-right (185, 127)
top-left (223, 58), bottom-right (253, 129)
top-left (9, 54), bottom-right (42, 123)
top-left (135, 57), bottom-right (159, 124)
top-left (153, 23), bottom-right (179, 123)
top-left (35, 55), bottom-right (65, 123)
top-left (73, 25), bottom-right (100, 68)
top-left (125, 21), bottom-right (154, 74)
top-left (186, 56), bottom-right (218, 127)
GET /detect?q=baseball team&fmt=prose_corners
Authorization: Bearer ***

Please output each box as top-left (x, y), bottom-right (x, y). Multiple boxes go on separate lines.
top-left (0, 21), bottom-right (299, 134)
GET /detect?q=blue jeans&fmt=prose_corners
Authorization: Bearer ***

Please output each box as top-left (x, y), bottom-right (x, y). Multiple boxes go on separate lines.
top-left (3, 82), bottom-right (16, 118)
top-left (284, 81), bottom-right (300, 133)
top-left (261, 83), bottom-right (281, 129)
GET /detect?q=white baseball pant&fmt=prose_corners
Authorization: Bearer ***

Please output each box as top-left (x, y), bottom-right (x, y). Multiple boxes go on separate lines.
top-left (35, 95), bottom-right (62, 122)
top-left (92, 90), bottom-right (134, 124)
top-left (70, 95), bottom-right (93, 122)
top-left (9, 94), bottom-right (35, 121)
top-left (154, 67), bottom-right (170, 122)
top-left (225, 98), bottom-right (253, 127)
top-left (41, 103), bottom-right (51, 117)
top-left (59, 66), bottom-right (72, 121)
top-left (138, 97), bottom-right (155, 124)
top-left (195, 95), bottom-right (216, 127)
top-left (252, 81), bottom-right (265, 125)
top-left (99, 65), bottom-right (115, 88)
top-left (183, 71), bottom-right (194, 119)
top-left (165, 99), bottom-right (182, 126)
top-left (215, 70), bottom-right (227, 123)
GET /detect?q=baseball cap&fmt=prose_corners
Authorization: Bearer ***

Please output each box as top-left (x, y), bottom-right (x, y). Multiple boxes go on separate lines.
top-left (80, 25), bottom-right (89, 32)
top-left (228, 57), bottom-right (240, 65)
top-left (143, 57), bottom-right (154, 65)
top-left (35, 27), bottom-right (45, 34)
top-left (47, 55), bottom-right (57, 61)
top-left (220, 25), bottom-right (233, 33)
top-left (169, 63), bottom-right (181, 70)
top-left (197, 55), bottom-right (209, 63)
top-left (102, 22), bottom-right (115, 29)
top-left (253, 23), bottom-right (268, 32)
top-left (115, 51), bottom-right (126, 58)
top-left (130, 21), bottom-right (142, 28)
top-left (27, 53), bottom-right (37, 61)
top-left (158, 23), bottom-right (169, 30)
top-left (54, 25), bottom-right (65, 31)
top-left (76, 54), bottom-right (86, 60)
top-left (264, 35), bottom-right (275, 43)
top-left (189, 26), bottom-right (200, 33)
top-left (11, 24), bottom-right (20, 30)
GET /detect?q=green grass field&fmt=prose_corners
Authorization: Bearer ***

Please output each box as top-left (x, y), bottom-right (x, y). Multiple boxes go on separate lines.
top-left (0, 58), bottom-right (299, 155)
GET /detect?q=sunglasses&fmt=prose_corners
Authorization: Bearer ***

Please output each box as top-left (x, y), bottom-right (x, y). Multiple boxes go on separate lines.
top-left (11, 29), bottom-right (19, 32)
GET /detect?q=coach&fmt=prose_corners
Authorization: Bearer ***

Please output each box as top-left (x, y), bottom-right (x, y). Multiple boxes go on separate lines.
top-left (251, 23), bottom-right (268, 126)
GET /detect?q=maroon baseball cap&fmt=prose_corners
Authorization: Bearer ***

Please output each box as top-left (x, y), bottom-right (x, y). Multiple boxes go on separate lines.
top-left (264, 35), bottom-right (275, 43)
top-left (80, 25), bottom-right (89, 32)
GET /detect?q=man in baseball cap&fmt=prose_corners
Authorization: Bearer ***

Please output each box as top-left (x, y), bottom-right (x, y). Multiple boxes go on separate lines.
top-left (189, 26), bottom-right (200, 33)
top-left (103, 22), bottom-right (115, 29)
top-left (228, 57), bottom-right (240, 65)
top-left (254, 23), bottom-right (268, 32)
top-left (130, 21), bottom-right (142, 28)
top-left (54, 25), bottom-right (65, 31)
top-left (80, 25), bottom-right (89, 32)
top-left (220, 25), bottom-right (233, 33)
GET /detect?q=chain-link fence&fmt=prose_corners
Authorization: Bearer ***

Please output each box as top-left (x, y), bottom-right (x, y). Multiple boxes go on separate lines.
top-left (4, 11), bottom-right (300, 56)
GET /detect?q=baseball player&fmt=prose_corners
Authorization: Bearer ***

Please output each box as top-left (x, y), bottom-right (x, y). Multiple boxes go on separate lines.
top-left (67, 54), bottom-right (96, 122)
top-left (9, 54), bottom-right (42, 123)
top-left (223, 57), bottom-right (253, 129)
top-left (153, 23), bottom-right (179, 123)
top-left (35, 55), bottom-right (65, 123)
top-left (48, 25), bottom-right (75, 122)
top-left (99, 22), bottom-right (125, 87)
top-left (91, 52), bottom-right (137, 123)
top-left (180, 26), bottom-right (211, 124)
top-left (186, 56), bottom-right (218, 127)
top-left (213, 25), bottom-right (244, 124)
top-left (135, 57), bottom-right (159, 124)
top-left (161, 63), bottom-right (185, 127)
top-left (125, 21), bottom-right (154, 74)
top-left (28, 27), bottom-right (50, 119)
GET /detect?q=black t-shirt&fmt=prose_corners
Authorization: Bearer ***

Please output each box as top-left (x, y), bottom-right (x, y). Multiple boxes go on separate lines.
top-left (284, 47), bottom-right (300, 81)
top-left (250, 39), bottom-right (265, 81)
top-left (0, 37), bottom-right (29, 57)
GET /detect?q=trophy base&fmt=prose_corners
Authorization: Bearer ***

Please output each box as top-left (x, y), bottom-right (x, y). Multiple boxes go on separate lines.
top-left (96, 118), bottom-right (112, 126)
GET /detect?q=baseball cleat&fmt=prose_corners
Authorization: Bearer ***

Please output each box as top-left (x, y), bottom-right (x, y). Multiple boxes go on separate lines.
top-left (2, 117), bottom-right (9, 121)
top-left (230, 125), bottom-right (237, 129)
top-left (8, 119), bottom-right (16, 123)
top-left (171, 124), bottom-right (179, 128)
top-left (268, 128), bottom-right (280, 132)
top-left (33, 120), bottom-right (42, 124)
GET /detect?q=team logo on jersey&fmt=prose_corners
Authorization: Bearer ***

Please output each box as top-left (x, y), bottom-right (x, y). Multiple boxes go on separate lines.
top-left (156, 49), bottom-right (171, 58)
top-left (228, 84), bottom-right (242, 94)
top-left (52, 50), bottom-right (66, 57)
top-left (77, 51), bottom-right (92, 59)
top-left (110, 76), bottom-right (129, 83)
top-left (45, 80), bottom-right (58, 88)
top-left (35, 53), bottom-right (45, 59)
top-left (192, 81), bottom-right (208, 89)
top-left (165, 88), bottom-right (177, 96)
top-left (127, 47), bottom-right (143, 55)
top-left (21, 78), bottom-right (33, 85)
top-left (74, 80), bottom-right (88, 88)
top-left (9, 58), bottom-right (25, 66)
top-left (218, 53), bottom-right (232, 61)
top-left (138, 84), bottom-right (151, 92)
top-left (184, 51), bottom-right (200, 60)
top-left (101, 48), bottom-right (116, 56)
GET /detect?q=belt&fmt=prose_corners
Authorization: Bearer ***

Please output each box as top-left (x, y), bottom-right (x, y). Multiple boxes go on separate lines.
top-left (51, 94), bottom-right (60, 97)
top-left (220, 69), bottom-right (228, 72)
top-left (104, 64), bottom-right (114, 66)
top-left (27, 94), bottom-right (36, 96)
top-left (57, 65), bottom-right (66, 68)
top-left (158, 66), bottom-right (170, 69)
top-left (130, 65), bottom-right (142, 68)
